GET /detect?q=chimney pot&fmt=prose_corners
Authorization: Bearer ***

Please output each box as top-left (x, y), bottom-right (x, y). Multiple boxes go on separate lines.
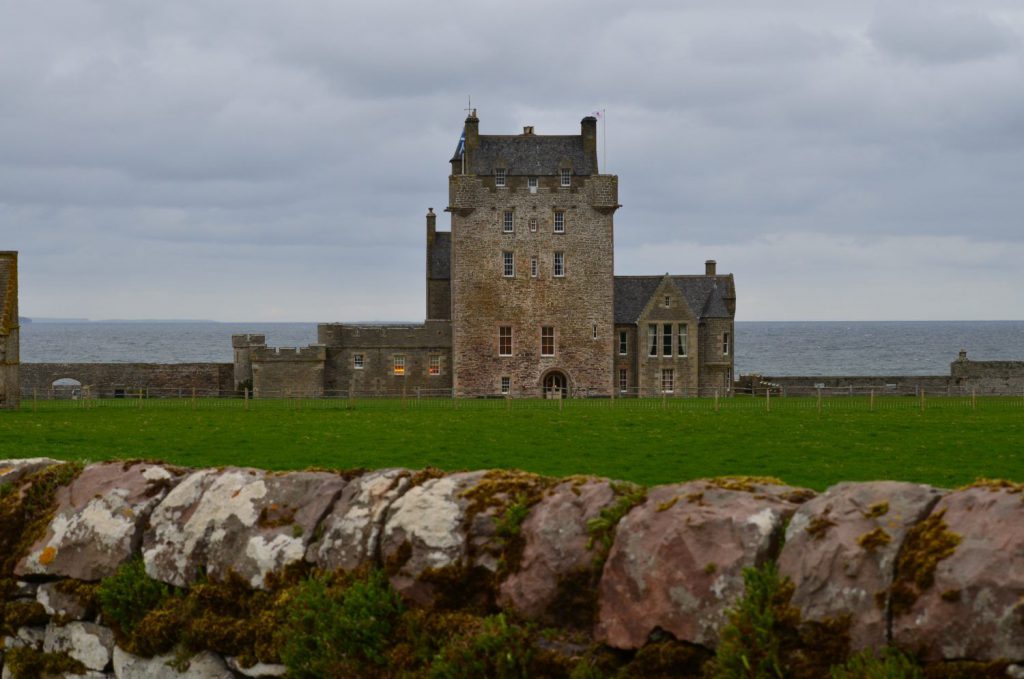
top-left (523, 125), bottom-right (534, 135)
top-left (705, 260), bottom-right (717, 276)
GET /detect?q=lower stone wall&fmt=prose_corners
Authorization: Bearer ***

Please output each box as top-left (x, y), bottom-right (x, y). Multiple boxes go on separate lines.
top-left (2, 458), bottom-right (1023, 676)
top-left (20, 363), bottom-right (234, 398)
top-left (740, 374), bottom-right (955, 396)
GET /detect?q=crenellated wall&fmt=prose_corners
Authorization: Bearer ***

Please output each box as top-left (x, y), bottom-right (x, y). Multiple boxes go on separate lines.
top-left (20, 362), bottom-right (233, 397)
top-left (3, 458), bottom-right (1024, 677)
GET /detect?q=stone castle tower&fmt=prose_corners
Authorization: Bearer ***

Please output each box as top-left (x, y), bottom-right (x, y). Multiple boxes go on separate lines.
top-left (447, 113), bottom-right (618, 397)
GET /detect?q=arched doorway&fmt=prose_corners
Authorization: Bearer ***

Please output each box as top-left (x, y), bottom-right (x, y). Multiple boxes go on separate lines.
top-left (542, 370), bottom-right (568, 399)
top-left (51, 378), bottom-right (82, 400)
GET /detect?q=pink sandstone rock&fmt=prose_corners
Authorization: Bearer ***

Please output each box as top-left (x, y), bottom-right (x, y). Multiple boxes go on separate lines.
top-left (143, 467), bottom-right (346, 588)
top-left (778, 481), bottom-right (943, 650)
top-left (596, 478), bottom-right (814, 649)
top-left (308, 468), bottom-right (412, 572)
top-left (16, 462), bottom-right (184, 581)
top-left (892, 484), bottom-right (1024, 662)
top-left (498, 478), bottom-right (616, 626)
top-left (0, 458), bottom-right (60, 487)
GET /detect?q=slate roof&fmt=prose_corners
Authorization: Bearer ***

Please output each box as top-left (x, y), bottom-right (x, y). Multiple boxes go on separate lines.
top-left (614, 275), bottom-right (735, 324)
top-left (453, 135), bottom-right (596, 176)
top-left (429, 232), bottom-right (451, 279)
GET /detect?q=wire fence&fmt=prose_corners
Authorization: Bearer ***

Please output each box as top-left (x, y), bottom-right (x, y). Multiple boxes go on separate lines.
top-left (16, 384), bottom-right (1024, 412)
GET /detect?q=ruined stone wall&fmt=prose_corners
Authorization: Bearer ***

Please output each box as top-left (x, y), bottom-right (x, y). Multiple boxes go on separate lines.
top-left (318, 321), bottom-right (452, 395)
top-left (3, 458), bottom-right (1024, 675)
top-left (20, 363), bottom-right (233, 397)
top-left (0, 252), bottom-right (18, 410)
top-left (449, 173), bottom-right (617, 397)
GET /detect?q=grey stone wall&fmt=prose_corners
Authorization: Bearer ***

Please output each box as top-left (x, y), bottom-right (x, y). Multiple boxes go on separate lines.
top-left (449, 172), bottom-right (617, 397)
top-left (20, 363), bottom-right (233, 397)
top-left (251, 346), bottom-right (327, 397)
top-left (699, 318), bottom-right (735, 395)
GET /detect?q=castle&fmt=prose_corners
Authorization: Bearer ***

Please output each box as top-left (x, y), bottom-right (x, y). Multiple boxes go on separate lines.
top-left (233, 113), bottom-right (737, 398)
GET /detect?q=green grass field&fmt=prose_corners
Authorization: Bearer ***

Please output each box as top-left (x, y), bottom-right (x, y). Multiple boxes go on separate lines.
top-left (2, 397), bottom-right (1023, 491)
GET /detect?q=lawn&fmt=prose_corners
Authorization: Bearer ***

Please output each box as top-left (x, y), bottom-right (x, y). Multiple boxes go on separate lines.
top-left (1, 397), bottom-right (1022, 491)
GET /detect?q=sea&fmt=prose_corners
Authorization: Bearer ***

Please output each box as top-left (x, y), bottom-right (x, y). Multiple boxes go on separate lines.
top-left (18, 320), bottom-right (1024, 377)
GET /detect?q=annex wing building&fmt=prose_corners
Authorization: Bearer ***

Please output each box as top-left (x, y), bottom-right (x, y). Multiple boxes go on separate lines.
top-left (233, 113), bottom-right (737, 398)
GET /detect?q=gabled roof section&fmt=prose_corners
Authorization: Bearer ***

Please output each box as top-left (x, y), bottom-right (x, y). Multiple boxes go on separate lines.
top-left (469, 136), bottom-right (595, 176)
top-left (614, 274), bottom-right (736, 324)
top-left (429, 232), bottom-right (451, 280)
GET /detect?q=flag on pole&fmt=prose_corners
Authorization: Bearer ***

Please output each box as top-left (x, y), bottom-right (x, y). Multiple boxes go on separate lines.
top-left (590, 110), bottom-right (603, 118)
top-left (455, 130), bottom-right (466, 157)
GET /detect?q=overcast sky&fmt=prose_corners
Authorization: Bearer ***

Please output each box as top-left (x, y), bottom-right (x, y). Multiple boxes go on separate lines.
top-left (3, 0), bottom-right (1023, 321)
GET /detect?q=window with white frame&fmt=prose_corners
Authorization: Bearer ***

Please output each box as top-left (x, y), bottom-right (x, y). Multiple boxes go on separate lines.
top-left (619, 368), bottom-right (628, 393)
top-left (528, 177), bottom-right (538, 193)
top-left (663, 324), bottom-right (673, 357)
top-left (353, 353), bottom-right (364, 369)
top-left (619, 331), bottom-right (627, 356)
top-left (553, 251), bottom-right (564, 277)
top-left (501, 376), bottom-right (511, 395)
top-left (393, 355), bottom-right (405, 376)
top-left (723, 332), bottom-right (730, 356)
top-left (499, 326), bottom-right (512, 356)
top-left (648, 324), bottom-right (658, 357)
top-left (429, 355), bottom-right (441, 375)
top-left (541, 326), bottom-right (554, 356)
top-left (503, 251), bottom-right (514, 277)
top-left (554, 211), bottom-right (565, 233)
top-left (678, 324), bottom-right (688, 357)
top-left (560, 168), bottom-right (571, 187)
top-left (530, 256), bottom-right (538, 278)
top-left (503, 210), bottom-right (514, 233)
top-left (663, 295), bottom-right (671, 307)
top-left (495, 168), bottom-right (506, 187)
top-left (529, 217), bottom-right (538, 232)
top-left (662, 368), bottom-right (674, 393)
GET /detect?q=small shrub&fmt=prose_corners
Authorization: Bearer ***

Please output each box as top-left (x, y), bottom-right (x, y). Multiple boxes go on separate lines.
top-left (428, 613), bottom-right (534, 679)
top-left (830, 648), bottom-right (921, 678)
top-left (3, 647), bottom-right (86, 679)
top-left (98, 558), bottom-right (173, 642)
top-left (280, 569), bottom-right (404, 679)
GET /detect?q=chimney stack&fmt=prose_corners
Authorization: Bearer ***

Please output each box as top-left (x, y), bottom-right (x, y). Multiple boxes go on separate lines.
top-left (426, 208), bottom-right (436, 244)
top-left (522, 125), bottom-right (534, 135)
top-left (705, 259), bottom-right (717, 276)
top-left (581, 116), bottom-right (598, 172)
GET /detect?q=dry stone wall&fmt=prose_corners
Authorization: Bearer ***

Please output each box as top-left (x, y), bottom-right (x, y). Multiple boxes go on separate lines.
top-left (3, 459), bottom-right (1024, 676)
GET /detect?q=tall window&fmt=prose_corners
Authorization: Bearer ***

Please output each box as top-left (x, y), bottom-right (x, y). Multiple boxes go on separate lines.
top-left (501, 376), bottom-right (511, 395)
top-left (560, 168), bottom-right (571, 187)
top-left (541, 326), bottom-right (555, 356)
top-left (429, 355), bottom-right (441, 375)
top-left (531, 256), bottom-right (538, 278)
top-left (499, 326), bottom-right (512, 356)
top-left (503, 210), bottom-right (514, 233)
top-left (553, 211), bottom-right (565, 233)
top-left (648, 324), bottom-right (658, 357)
top-left (393, 355), bottom-right (405, 376)
top-left (503, 251), bottom-right (514, 277)
top-left (592, 324), bottom-right (598, 340)
top-left (663, 324), bottom-right (673, 357)
top-left (619, 368), bottom-right (628, 393)
top-left (662, 368), bottom-right (674, 393)
top-left (678, 324), bottom-right (688, 357)
top-left (553, 251), bottom-right (564, 277)
top-left (353, 353), bottom-right (364, 369)
top-left (619, 331), bottom-right (628, 355)
top-left (495, 168), bottom-right (506, 187)
top-left (529, 217), bottom-right (538, 232)
top-left (723, 332), bottom-right (730, 356)
top-left (528, 177), bottom-right (538, 193)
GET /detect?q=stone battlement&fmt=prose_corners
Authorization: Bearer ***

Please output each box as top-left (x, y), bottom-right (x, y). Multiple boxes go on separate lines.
top-left (250, 345), bottom-right (327, 362)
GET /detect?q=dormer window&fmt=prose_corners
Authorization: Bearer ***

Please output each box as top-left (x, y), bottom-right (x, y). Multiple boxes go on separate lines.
top-left (528, 177), bottom-right (538, 193)
top-left (560, 169), bottom-right (571, 187)
top-left (495, 168), bottom-right (507, 187)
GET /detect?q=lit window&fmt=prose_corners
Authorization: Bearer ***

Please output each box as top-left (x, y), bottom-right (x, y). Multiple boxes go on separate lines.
top-left (503, 251), bottom-right (514, 277)
top-left (429, 355), bottom-right (441, 375)
top-left (353, 353), bottom-right (364, 369)
top-left (528, 177), bottom-right (538, 193)
top-left (501, 376), bottom-right (510, 395)
top-left (393, 355), bottom-right (405, 376)
top-left (503, 211), bottom-right (514, 233)
top-left (499, 326), bottom-right (512, 356)
top-left (619, 331), bottom-right (627, 356)
top-left (541, 326), bottom-right (554, 356)
top-left (619, 368), bottom-right (628, 393)
top-left (495, 168), bottom-right (506, 187)
top-left (531, 256), bottom-right (538, 278)
top-left (663, 324), bottom-right (673, 357)
top-left (554, 211), bottom-right (565, 233)
top-left (723, 332), bottom-right (730, 356)
top-left (662, 368), bottom-right (674, 393)
top-left (553, 251), bottom-right (564, 277)
top-left (648, 324), bottom-right (658, 357)
top-left (529, 217), bottom-right (538, 232)
top-left (678, 324), bottom-right (687, 357)
top-left (560, 169), bottom-right (571, 187)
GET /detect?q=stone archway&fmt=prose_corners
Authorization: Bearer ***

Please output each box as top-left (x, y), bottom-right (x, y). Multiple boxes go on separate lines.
top-left (541, 370), bottom-right (569, 399)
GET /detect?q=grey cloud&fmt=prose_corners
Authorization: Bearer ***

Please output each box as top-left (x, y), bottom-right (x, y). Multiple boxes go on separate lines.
top-left (868, 3), bottom-right (1018, 64)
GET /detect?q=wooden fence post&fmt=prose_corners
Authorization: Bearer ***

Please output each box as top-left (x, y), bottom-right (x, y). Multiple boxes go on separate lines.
top-left (191, 388), bottom-right (196, 411)
top-left (920, 389), bottom-right (926, 412)
top-left (870, 389), bottom-right (875, 412)
top-left (714, 389), bottom-right (719, 412)
top-left (972, 387), bottom-right (977, 411)
top-left (766, 388), bottom-right (771, 413)
top-left (816, 388), bottom-right (822, 414)
top-left (244, 388), bottom-right (250, 411)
